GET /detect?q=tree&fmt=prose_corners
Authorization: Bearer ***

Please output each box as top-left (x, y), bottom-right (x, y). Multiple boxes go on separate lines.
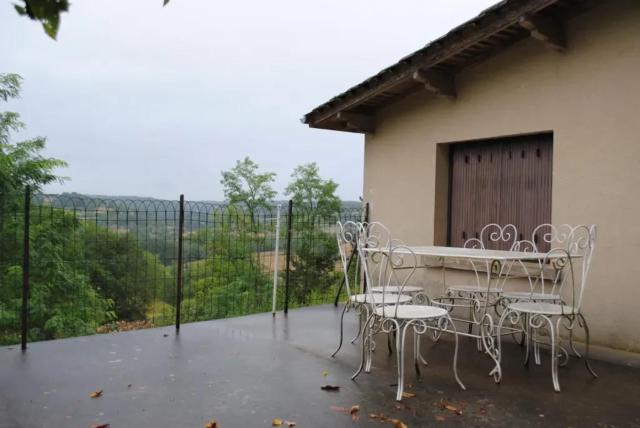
top-left (0, 73), bottom-right (67, 196)
top-left (285, 162), bottom-right (340, 218)
top-left (13, 0), bottom-right (170, 40)
top-left (220, 157), bottom-right (276, 226)
top-left (285, 163), bottom-right (341, 305)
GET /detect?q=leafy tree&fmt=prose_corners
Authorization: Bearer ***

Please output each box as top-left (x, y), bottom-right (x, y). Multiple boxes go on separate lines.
top-left (285, 163), bottom-right (341, 304)
top-left (83, 224), bottom-right (170, 321)
top-left (220, 157), bottom-right (276, 223)
top-left (0, 208), bottom-right (115, 343)
top-left (0, 73), bottom-right (67, 197)
top-left (13, 0), bottom-right (170, 40)
top-left (285, 162), bottom-right (340, 217)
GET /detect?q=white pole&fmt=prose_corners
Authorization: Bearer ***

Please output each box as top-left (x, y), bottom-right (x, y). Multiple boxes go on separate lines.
top-left (271, 204), bottom-right (281, 315)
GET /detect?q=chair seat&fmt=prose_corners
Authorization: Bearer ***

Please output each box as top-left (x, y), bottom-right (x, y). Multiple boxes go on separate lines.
top-left (502, 291), bottom-right (561, 301)
top-left (375, 304), bottom-right (447, 320)
top-left (370, 285), bottom-right (423, 294)
top-left (350, 293), bottom-right (412, 304)
top-left (447, 285), bottom-right (501, 294)
top-left (507, 301), bottom-right (577, 316)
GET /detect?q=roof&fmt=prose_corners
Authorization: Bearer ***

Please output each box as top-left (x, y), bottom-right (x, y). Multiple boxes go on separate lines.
top-left (302, 0), bottom-right (598, 133)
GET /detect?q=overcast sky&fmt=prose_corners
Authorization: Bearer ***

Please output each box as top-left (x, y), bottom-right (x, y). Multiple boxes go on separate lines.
top-left (1, 0), bottom-right (495, 201)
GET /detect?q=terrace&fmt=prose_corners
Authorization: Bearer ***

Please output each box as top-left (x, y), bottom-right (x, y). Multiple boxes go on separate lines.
top-left (2, 304), bottom-right (640, 427)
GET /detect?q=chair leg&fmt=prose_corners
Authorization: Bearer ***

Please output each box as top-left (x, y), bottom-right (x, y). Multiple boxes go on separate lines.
top-left (493, 309), bottom-right (511, 384)
top-left (447, 314), bottom-right (466, 391)
top-left (549, 317), bottom-right (560, 392)
top-left (413, 331), bottom-right (421, 376)
top-left (524, 313), bottom-right (531, 367)
top-left (396, 322), bottom-right (409, 401)
top-left (578, 313), bottom-right (598, 378)
top-left (351, 313), bottom-right (374, 380)
top-left (331, 302), bottom-right (349, 358)
top-left (350, 308), bottom-right (363, 344)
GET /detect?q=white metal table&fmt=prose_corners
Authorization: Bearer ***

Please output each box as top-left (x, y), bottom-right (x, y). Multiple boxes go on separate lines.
top-left (365, 245), bottom-right (576, 378)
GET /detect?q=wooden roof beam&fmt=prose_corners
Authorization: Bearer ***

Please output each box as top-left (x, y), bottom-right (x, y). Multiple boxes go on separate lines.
top-left (519, 13), bottom-right (566, 51)
top-left (336, 112), bottom-right (374, 134)
top-left (412, 69), bottom-right (456, 98)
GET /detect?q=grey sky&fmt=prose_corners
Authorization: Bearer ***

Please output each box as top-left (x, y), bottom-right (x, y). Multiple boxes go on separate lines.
top-left (1, 0), bottom-right (495, 200)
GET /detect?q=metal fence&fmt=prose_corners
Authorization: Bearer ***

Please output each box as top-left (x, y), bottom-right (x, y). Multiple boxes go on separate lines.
top-left (0, 189), bottom-right (365, 348)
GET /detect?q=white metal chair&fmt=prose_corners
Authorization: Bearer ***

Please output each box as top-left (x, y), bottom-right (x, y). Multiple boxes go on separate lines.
top-left (445, 223), bottom-right (519, 297)
top-left (332, 221), bottom-right (412, 357)
top-left (352, 242), bottom-right (465, 401)
top-left (495, 225), bottom-right (597, 391)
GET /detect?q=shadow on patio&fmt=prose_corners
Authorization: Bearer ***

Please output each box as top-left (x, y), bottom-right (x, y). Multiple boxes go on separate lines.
top-left (1, 305), bottom-right (639, 427)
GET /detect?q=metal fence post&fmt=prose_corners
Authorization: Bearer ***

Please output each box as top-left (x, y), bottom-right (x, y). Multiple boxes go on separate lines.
top-left (283, 200), bottom-right (293, 315)
top-left (175, 194), bottom-right (185, 332)
top-left (21, 186), bottom-right (31, 351)
top-left (271, 204), bottom-right (281, 316)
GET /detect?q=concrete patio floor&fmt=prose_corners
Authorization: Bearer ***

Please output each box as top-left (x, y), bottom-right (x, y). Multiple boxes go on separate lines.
top-left (1, 304), bottom-right (639, 427)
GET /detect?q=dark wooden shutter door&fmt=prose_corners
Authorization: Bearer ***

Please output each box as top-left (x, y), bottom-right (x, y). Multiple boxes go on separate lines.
top-left (449, 134), bottom-right (552, 250)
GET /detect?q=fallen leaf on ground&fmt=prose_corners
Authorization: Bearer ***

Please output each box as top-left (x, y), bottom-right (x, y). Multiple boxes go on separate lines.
top-left (320, 385), bottom-right (340, 391)
top-left (322, 370), bottom-right (329, 377)
top-left (401, 392), bottom-right (416, 399)
top-left (350, 405), bottom-right (360, 421)
top-left (286, 421), bottom-right (296, 427)
top-left (204, 419), bottom-right (218, 428)
top-left (390, 418), bottom-right (408, 428)
top-left (89, 389), bottom-right (103, 398)
top-left (272, 418), bottom-right (283, 426)
top-left (330, 406), bottom-right (348, 413)
top-left (439, 399), bottom-right (463, 415)
top-left (90, 424), bottom-right (110, 428)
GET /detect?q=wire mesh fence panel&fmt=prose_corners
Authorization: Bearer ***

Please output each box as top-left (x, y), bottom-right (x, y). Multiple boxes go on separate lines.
top-left (0, 193), bottom-right (26, 345)
top-left (282, 206), bottom-right (364, 310)
top-left (0, 191), bottom-right (363, 345)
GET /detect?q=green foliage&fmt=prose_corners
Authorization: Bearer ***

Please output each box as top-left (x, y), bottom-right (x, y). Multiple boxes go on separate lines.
top-left (0, 73), bottom-right (67, 197)
top-left (285, 162), bottom-right (342, 305)
top-left (285, 162), bottom-right (340, 218)
top-left (13, 0), bottom-right (170, 39)
top-left (83, 224), bottom-right (171, 321)
top-left (180, 205), bottom-right (272, 321)
top-left (221, 157), bottom-right (276, 219)
top-left (0, 208), bottom-right (115, 343)
top-left (14, 0), bottom-right (69, 39)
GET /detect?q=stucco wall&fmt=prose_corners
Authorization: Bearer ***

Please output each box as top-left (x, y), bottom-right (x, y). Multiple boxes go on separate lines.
top-left (362, 0), bottom-right (640, 351)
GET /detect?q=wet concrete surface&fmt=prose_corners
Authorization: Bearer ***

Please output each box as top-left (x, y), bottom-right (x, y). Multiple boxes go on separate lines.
top-left (1, 304), bottom-right (639, 427)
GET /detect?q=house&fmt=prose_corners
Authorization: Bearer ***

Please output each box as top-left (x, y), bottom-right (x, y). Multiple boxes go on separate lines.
top-left (303, 0), bottom-right (640, 354)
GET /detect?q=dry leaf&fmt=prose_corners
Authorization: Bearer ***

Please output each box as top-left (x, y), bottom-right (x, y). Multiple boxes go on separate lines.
top-left (401, 392), bottom-right (416, 399)
top-left (90, 424), bottom-right (110, 428)
top-left (204, 420), bottom-right (218, 428)
top-left (89, 389), bottom-right (103, 398)
top-left (350, 405), bottom-right (360, 415)
top-left (320, 385), bottom-right (340, 391)
top-left (286, 422), bottom-right (296, 427)
top-left (330, 406), bottom-right (348, 413)
top-left (272, 418), bottom-right (283, 426)
top-left (390, 418), bottom-right (408, 428)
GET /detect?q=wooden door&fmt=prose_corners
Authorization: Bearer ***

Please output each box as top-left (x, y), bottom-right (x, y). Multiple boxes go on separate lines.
top-left (448, 134), bottom-right (552, 250)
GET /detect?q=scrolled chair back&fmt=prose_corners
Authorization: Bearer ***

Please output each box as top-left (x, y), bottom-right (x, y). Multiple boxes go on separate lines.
top-left (479, 223), bottom-right (519, 251)
top-left (538, 247), bottom-right (578, 314)
top-left (532, 223), bottom-right (596, 309)
top-left (378, 243), bottom-right (418, 318)
top-left (335, 221), bottom-right (364, 299)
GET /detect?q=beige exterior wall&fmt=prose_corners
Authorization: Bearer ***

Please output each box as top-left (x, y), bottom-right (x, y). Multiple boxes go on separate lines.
top-left (362, 0), bottom-right (640, 352)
